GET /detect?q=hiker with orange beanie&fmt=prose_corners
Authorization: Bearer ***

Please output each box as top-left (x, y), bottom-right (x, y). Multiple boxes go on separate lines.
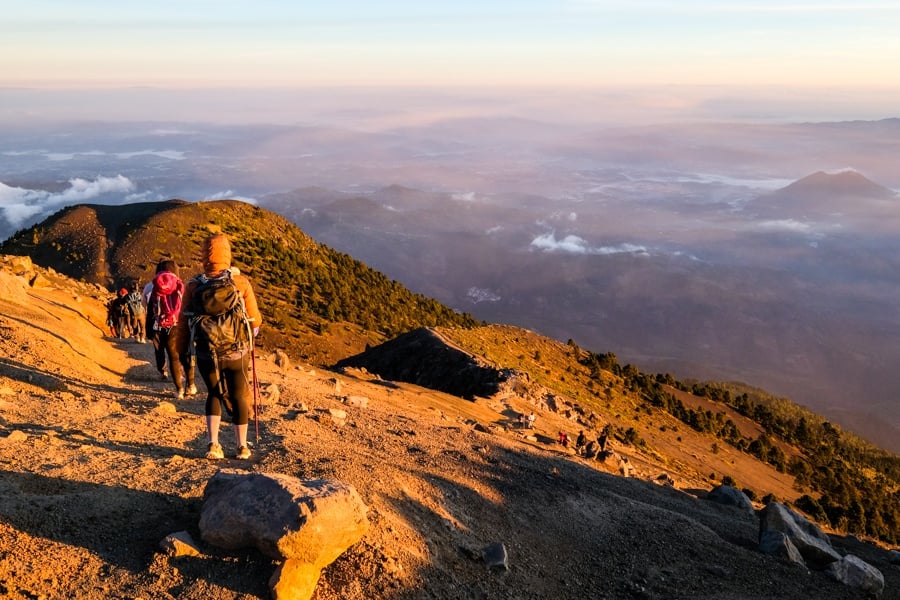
top-left (178, 234), bottom-right (262, 460)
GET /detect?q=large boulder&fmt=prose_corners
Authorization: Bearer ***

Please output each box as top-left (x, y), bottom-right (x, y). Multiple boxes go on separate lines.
top-left (758, 530), bottom-right (805, 566)
top-left (200, 471), bottom-right (369, 599)
top-left (758, 502), bottom-right (841, 569)
top-left (0, 270), bottom-right (29, 303)
top-left (200, 470), bottom-right (368, 560)
top-left (706, 485), bottom-right (755, 514)
top-left (0, 255), bottom-right (34, 277)
top-left (825, 554), bottom-right (884, 599)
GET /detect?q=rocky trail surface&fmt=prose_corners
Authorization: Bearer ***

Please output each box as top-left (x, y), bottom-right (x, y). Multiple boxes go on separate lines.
top-left (0, 261), bottom-right (896, 599)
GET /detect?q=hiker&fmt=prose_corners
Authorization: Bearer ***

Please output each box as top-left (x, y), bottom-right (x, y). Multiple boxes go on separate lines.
top-left (144, 260), bottom-right (196, 399)
top-left (583, 439), bottom-right (598, 459)
top-left (598, 424), bottom-right (610, 453)
top-left (105, 297), bottom-right (117, 337)
top-left (575, 430), bottom-right (587, 454)
top-left (527, 411), bottom-right (536, 429)
top-left (178, 234), bottom-right (261, 461)
top-left (558, 431), bottom-right (569, 448)
top-left (110, 288), bottom-right (131, 338)
top-left (125, 281), bottom-right (147, 343)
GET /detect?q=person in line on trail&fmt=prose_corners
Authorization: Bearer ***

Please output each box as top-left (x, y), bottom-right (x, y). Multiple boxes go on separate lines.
top-left (598, 424), bottom-right (611, 453)
top-left (527, 411), bottom-right (536, 429)
top-left (575, 430), bottom-right (587, 454)
top-left (583, 439), bottom-right (598, 459)
top-left (110, 288), bottom-right (131, 338)
top-left (105, 296), bottom-right (118, 337)
top-left (558, 431), bottom-right (569, 448)
top-left (144, 260), bottom-right (196, 399)
top-left (125, 281), bottom-right (147, 343)
top-left (178, 234), bottom-right (261, 461)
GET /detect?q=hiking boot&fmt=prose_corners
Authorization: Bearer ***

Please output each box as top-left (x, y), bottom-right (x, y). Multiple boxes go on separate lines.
top-left (187, 384), bottom-right (198, 396)
top-left (235, 445), bottom-right (251, 460)
top-left (158, 370), bottom-right (167, 381)
top-left (205, 443), bottom-right (224, 460)
top-left (174, 389), bottom-right (185, 400)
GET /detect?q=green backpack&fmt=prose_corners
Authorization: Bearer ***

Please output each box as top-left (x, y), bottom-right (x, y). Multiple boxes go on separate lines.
top-left (187, 271), bottom-right (252, 357)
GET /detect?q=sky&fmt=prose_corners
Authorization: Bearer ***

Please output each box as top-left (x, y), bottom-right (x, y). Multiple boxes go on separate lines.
top-left (2, 0), bottom-right (900, 89)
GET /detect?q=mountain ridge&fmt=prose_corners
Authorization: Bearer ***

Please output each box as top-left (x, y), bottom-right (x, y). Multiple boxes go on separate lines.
top-left (777, 169), bottom-right (897, 199)
top-left (0, 199), bottom-right (479, 366)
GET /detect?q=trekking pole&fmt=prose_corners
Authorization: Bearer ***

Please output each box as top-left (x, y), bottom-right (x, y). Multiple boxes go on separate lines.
top-left (250, 340), bottom-right (260, 447)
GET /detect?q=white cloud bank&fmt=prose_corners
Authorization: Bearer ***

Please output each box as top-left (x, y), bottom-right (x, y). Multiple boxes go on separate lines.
top-left (2, 149), bottom-right (187, 162)
top-left (530, 232), bottom-right (649, 256)
top-left (466, 287), bottom-right (501, 304)
top-left (757, 219), bottom-right (812, 233)
top-left (0, 175), bottom-right (136, 230)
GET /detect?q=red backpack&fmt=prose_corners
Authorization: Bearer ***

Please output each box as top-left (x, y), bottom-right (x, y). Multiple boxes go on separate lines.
top-left (151, 271), bottom-right (184, 330)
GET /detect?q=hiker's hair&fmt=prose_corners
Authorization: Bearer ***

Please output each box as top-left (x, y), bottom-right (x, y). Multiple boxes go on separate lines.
top-left (156, 260), bottom-right (178, 275)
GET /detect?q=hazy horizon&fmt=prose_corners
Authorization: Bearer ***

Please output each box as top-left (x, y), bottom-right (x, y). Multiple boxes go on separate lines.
top-left (2, 84), bottom-right (900, 129)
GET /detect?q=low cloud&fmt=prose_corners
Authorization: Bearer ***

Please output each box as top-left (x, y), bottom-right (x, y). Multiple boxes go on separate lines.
top-left (758, 219), bottom-right (812, 233)
top-left (466, 287), bottom-right (501, 304)
top-left (0, 175), bottom-right (136, 231)
top-left (3, 149), bottom-right (187, 162)
top-left (530, 232), bottom-right (649, 256)
top-left (55, 176), bottom-right (135, 204)
top-left (114, 150), bottom-right (186, 160)
top-left (452, 192), bottom-right (477, 202)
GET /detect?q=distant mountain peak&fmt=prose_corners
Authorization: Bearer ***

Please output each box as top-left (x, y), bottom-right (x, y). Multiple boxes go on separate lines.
top-left (780, 169), bottom-right (896, 199)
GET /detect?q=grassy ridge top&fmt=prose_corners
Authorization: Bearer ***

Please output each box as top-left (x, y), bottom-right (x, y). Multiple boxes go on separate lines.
top-left (0, 199), bottom-right (479, 363)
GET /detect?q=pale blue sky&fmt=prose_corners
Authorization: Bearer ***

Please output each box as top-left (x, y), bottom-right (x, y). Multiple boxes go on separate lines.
top-left (2, 1), bottom-right (899, 88)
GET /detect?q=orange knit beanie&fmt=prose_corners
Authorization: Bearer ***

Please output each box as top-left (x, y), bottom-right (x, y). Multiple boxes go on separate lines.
top-left (202, 234), bottom-right (231, 274)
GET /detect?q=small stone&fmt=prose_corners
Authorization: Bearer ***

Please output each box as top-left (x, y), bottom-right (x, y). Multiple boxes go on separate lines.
top-left (155, 402), bottom-right (177, 414)
top-left (482, 542), bottom-right (508, 570)
top-left (160, 531), bottom-right (202, 557)
top-left (274, 350), bottom-right (291, 371)
top-left (2, 430), bottom-right (28, 443)
top-left (346, 395), bottom-right (368, 408)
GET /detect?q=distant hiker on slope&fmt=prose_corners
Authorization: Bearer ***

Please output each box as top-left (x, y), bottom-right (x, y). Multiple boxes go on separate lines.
top-left (110, 288), bottom-right (131, 338)
top-left (178, 234), bottom-right (262, 461)
top-left (144, 260), bottom-right (197, 399)
top-left (598, 424), bottom-right (611, 453)
top-left (575, 430), bottom-right (587, 454)
top-left (125, 281), bottom-right (147, 343)
top-left (105, 296), bottom-right (117, 337)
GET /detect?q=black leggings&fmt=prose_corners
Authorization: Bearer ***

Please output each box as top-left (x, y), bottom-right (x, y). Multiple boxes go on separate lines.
top-left (151, 326), bottom-right (194, 387)
top-left (197, 352), bottom-right (252, 426)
